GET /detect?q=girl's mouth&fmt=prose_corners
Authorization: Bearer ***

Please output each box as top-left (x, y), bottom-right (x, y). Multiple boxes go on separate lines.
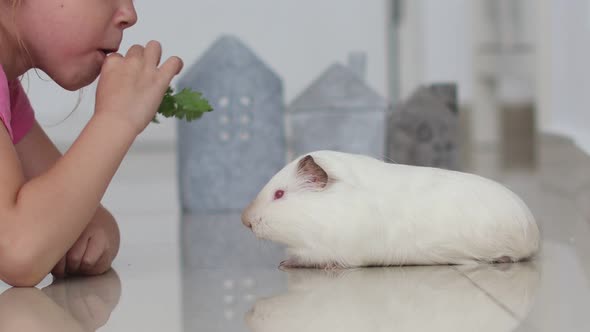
top-left (100, 48), bottom-right (118, 56)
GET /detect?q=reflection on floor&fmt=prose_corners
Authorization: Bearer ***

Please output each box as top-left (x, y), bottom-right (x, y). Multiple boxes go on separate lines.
top-left (0, 127), bottom-right (589, 331)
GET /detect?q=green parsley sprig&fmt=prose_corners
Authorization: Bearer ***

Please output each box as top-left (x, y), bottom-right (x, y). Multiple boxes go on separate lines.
top-left (152, 87), bottom-right (213, 123)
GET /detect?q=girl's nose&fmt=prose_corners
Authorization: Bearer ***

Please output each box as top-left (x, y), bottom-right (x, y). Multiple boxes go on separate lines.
top-left (117, 1), bottom-right (138, 29)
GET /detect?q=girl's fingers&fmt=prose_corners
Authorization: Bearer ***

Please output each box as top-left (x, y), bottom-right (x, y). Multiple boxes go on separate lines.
top-left (66, 236), bottom-right (90, 275)
top-left (144, 40), bottom-right (162, 68)
top-left (82, 251), bottom-right (111, 275)
top-left (80, 236), bottom-right (105, 272)
top-left (51, 256), bottom-right (67, 278)
top-left (125, 44), bottom-right (144, 58)
top-left (158, 56), bottom-right (184, 84)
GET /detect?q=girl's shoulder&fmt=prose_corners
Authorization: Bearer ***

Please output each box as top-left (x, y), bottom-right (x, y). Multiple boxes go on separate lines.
top-left (0, 66), bottom-right (35, 145)
top-left (0, 66), bottom-right (13, 141)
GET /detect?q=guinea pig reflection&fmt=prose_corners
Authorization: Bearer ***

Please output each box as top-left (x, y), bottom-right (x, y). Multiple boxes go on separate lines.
top-left (0, 269), bottom-right (121, 332)
top-left (245, 263), bottom-right (540, 332)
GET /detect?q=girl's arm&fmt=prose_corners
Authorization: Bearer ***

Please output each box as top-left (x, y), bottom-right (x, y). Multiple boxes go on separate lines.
top-left (0, 112), bottom-right (134, 287)
top-left (15, 120), bottom-right (120, 277)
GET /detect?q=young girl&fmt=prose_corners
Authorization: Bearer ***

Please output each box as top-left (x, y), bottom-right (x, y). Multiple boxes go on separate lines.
top-left (0, 0), bottom-right (183, 286)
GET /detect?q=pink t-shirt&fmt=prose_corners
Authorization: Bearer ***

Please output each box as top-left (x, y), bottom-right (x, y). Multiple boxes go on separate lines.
top-left (0, 65), bottom-right (35, 144)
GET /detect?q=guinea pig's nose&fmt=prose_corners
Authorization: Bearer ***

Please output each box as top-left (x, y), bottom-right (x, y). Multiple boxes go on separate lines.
top-left (241, 211), bottom-right (253, 229)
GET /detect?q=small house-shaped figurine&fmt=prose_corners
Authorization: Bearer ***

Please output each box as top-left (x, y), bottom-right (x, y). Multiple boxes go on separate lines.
top-left (287, 56), bottom-right (388, 161)
top-left (176, 35), bottom-right (286, 213)
top-left (386, 83), bottom-right (461, 170)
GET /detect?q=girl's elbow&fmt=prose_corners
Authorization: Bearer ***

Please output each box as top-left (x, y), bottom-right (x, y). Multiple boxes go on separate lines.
top-left (0, 248), bottom-right (47, 287)
top-left (2, 272), bottom-right (45, 288)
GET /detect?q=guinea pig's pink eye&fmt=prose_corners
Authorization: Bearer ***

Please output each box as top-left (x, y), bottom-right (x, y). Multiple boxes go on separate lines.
top-left (274, 190), bottom-right (285, 200)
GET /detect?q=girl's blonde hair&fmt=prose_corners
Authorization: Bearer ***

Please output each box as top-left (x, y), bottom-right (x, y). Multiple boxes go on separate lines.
top-left (7, 0), bottom-right (84, 126)
top-left (5, 0), bottom-right (31, 70)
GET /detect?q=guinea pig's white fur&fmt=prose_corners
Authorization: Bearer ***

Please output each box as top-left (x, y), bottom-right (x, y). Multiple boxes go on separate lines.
top-left (241, 150), bottom-right (540, 268)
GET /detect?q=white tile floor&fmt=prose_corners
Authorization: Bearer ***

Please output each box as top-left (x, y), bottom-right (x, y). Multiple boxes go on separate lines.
top-left (0, 133), bottom-right (589, 331)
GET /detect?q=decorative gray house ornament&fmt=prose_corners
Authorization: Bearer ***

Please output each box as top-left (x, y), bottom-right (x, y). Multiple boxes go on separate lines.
top-left (287, 59), bottom-right (388, 161)
top-left (346, 51), bottom-right (368, 81)
top-left (386, 83), bottom-right (461, 170)
top-left (176, 35), bottom-right (286, 213)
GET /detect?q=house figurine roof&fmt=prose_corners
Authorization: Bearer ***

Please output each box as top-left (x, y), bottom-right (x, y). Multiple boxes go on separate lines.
top-left (176, 35), bottom-right (282, 96)
top-left (397, 83), bottom-right (458, 115)
top-left (289, 62), bottom-right (387, 113)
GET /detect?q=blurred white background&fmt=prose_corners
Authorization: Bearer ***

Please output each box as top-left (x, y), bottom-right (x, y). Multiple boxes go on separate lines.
top-left (543, 0), bottom-right (590, 153)
top-left (19, 0), bottom-right (590, 154)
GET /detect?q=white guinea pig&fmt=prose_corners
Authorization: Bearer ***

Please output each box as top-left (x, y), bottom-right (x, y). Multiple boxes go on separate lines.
top-left (241, 150), bottom-right (540, 268)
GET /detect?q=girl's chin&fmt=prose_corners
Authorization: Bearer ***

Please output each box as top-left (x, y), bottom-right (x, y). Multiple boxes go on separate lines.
top-left (46, 56), bottom-right (102, 90)
top-left (54, 70), bottom-right (100, 91)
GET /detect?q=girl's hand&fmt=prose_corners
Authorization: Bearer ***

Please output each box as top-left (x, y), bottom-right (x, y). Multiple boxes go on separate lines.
top-left (94, 40), bottom-right (183, 136)
top-left (51, 208), bottom-right (120, 277)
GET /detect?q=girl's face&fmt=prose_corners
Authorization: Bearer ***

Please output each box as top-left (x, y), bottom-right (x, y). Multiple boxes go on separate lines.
top-left (14, 0), bottom-right (137, 90)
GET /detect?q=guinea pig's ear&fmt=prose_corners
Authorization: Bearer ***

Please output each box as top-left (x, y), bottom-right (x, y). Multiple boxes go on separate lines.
top-left (297, 155), bottom-right (328, 189)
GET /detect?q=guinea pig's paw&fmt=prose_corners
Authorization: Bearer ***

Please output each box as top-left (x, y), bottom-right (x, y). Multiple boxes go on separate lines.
top-left (493, 256), bottom-right (515, 264)
top-left (279, 258), bottom-right (306, 270)
top-left (318, 261), bottom-right (345, 271)
top-left (279, 259), bottom-right (342, 270)
top-left (304, 261), bottom-right (339, 269)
